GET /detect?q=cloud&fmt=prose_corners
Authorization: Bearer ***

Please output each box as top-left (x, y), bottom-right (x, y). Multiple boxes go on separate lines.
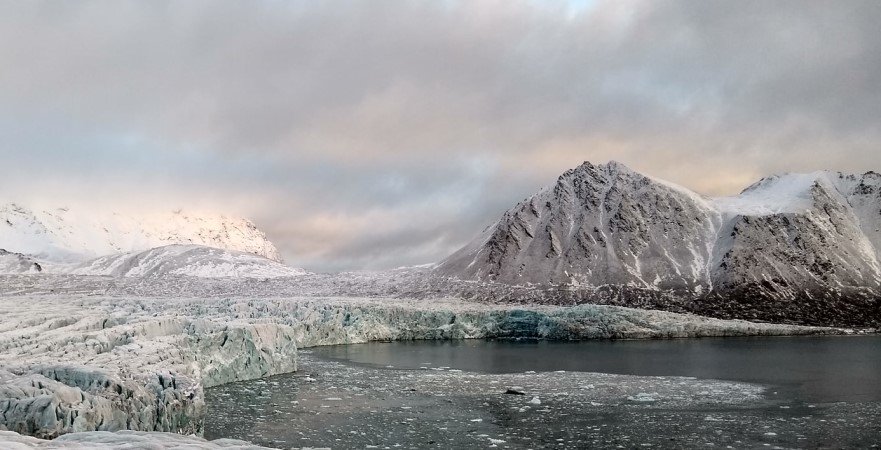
top-left (1, 0), bottom-right (879, 271)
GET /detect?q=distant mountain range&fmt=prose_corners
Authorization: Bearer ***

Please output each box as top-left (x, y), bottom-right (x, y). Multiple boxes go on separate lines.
top-left (0, 204), bottom-right (295, 278)
top-left (2, 163), bottom-right (879, 326)
top-left (0, 203), bottom-right (281, 262)
top-left (69, 244), bottom-right (305, 278)
top-left (437, 161), bottom-right (881, 326)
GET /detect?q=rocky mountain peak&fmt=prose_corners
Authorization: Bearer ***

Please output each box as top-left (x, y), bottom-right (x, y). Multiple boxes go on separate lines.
top-left (437, 161), bottom-right (881, 326)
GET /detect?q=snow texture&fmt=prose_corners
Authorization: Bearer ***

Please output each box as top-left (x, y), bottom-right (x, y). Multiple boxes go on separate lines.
top-left (0, 250), bottom-right (42, 275)
top-left (67, 245), bottom-right (306, 278)
top-left (437, 161), bottom-right (881, 326)
top-left (0, 203), bottom-right (281, 263)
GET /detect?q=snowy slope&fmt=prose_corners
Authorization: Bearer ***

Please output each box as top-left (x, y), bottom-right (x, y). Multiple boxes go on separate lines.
top-left (0, 203), bottom-right (281, 262)
top-left (69, 244), bottom-right (305, 278)
top-left (0, 249), bottom-right (42, 274)
top-left (437, 161), bottom-right (881, 323)
top-left (709, 171), bottom-right (881, 301)
top-left (437, 161), bottom-right (719, 291)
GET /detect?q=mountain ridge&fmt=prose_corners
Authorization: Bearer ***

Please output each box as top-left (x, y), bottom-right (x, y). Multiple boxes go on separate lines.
top-left (436, 161), bottom-right (881, 326)
top-left (68, 244), bottom-right (305, 278)
top-left (0, 203), bottom-right (282, 262)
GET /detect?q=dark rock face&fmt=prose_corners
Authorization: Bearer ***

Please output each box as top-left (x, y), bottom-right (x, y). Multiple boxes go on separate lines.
top-left (436, 162), bottom-right (881, 327)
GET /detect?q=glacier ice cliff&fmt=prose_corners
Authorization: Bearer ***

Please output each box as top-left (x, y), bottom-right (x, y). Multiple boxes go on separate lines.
top-left (0, 306), bottom-right (297, 439)
top-left (0, 291), bottom-right (838, 441)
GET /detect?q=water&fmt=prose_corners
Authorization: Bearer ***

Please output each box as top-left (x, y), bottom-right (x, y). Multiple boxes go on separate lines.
top-left (310, 335), bottom-right (881, 403)
top-left (206, 336), bottom-right (881, 448)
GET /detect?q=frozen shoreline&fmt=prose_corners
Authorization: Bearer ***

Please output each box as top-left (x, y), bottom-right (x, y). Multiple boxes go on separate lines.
top-left (0, 286), bottom-right (847, 447)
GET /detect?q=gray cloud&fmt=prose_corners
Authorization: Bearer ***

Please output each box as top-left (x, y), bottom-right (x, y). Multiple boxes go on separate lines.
top-left (1, 0), bottom-right (880, 271)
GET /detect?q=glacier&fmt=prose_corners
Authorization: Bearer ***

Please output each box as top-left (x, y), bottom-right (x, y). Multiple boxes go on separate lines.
top-left (0, 284), bottom-right (839, 444)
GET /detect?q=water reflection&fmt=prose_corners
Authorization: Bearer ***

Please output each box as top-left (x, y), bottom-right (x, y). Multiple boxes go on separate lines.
top-left (311, 335), bottom-right (881, 402)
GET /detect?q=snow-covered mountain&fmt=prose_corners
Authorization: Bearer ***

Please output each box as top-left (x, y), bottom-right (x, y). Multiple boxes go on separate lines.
top-left (0, 203), bottom-right (281, 262)
top-left (437, 161), bottom-right (881, 324)
top-left (0, 249), bottom-right (43, 274)
top-left (438, 161), bottom-right (718, 291)
top-left (709, 170), bottom-right (881, 302)
top-left (69, 244), bottom-right (306, 278)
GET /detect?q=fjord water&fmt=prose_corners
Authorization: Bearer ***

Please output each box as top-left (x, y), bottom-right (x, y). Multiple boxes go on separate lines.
top-left (313, 336), bottom-right (881, 402)
top-left (205, 336), bottom-right (881, 448)
top-left (310, 336), bottom-right (881, 403)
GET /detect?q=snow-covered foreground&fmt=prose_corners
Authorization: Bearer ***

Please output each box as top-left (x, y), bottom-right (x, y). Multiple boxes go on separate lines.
top-left (0, 285), bottom-right (841, 447)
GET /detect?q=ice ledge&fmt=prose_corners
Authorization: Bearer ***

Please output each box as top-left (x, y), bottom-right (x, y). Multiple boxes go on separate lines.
top-left (0, 319), bottom-right (298, 439)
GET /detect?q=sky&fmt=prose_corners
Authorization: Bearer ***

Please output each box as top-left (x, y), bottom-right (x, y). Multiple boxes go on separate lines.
top-left (1, 0), bottom-right (880, 272)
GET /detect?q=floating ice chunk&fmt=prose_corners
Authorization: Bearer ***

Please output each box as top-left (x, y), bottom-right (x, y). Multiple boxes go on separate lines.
top-left (627, 392), bottom-right (658, 402)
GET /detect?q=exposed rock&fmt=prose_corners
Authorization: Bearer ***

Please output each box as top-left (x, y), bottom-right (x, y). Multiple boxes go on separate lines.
top-left (436, 161), bottom-right (881, 327)
top-left (0, 250), bottom-right (42, 275)
top-left (437, 161), bottom-right (718, 291)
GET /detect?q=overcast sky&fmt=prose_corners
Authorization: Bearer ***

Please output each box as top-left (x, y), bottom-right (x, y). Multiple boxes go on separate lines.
top-left (1, 0), bottom-right (880, 271)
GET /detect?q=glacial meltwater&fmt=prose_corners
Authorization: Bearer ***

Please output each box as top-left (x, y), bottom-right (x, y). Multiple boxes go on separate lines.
top-left (205, 336), bottom-right (881, 449)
